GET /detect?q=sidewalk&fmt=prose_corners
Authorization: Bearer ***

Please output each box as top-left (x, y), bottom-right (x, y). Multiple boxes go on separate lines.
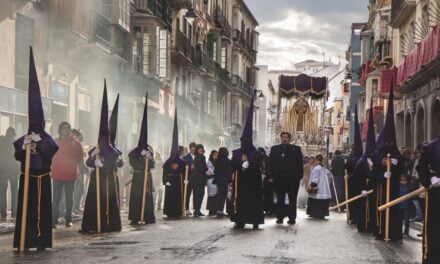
top-left (0, 220), bottom-right (15, 235)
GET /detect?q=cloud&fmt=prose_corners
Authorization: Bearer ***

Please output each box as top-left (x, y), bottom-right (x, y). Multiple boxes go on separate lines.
top-left (246, 1), bottom-right (368, 69)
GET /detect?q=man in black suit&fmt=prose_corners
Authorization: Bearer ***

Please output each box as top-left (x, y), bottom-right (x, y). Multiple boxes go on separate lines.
top-left (183, 142), bottom-right (197, 216)
top-left (269, 132), bottom-right (304, 225)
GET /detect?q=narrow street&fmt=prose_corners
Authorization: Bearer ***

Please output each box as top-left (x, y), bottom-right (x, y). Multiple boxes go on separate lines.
top-left (0, 210), bottom-right (422, 264)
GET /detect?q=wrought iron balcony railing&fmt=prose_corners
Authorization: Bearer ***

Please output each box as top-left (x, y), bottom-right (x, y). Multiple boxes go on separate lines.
top-left (232, 30), bottom-right (257, 62)
top-left (214, 5), bottom-right (231, 37)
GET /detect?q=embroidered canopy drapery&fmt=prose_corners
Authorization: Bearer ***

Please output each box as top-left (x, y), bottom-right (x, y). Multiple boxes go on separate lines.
top-left (279, 74), bottom-right (327, 99)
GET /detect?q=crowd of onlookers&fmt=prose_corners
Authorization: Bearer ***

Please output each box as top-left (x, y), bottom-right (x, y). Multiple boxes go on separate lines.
top-left (0, 123), bottom-right (335, 226)
top-left (327, 144), bottom-right (426, 236)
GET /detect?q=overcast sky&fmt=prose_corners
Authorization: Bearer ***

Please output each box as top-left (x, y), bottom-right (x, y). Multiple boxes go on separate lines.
top-left (246, 0), bottom-right (369, 70)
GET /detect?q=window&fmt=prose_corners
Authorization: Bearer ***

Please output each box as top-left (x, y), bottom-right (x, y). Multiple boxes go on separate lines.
top-left (118, 0), bottom-right (130, 31)
top-left (207, 91), bottom-right (212, 114)
top-left (158, 29), bottom-right (168, 78)
top-left (143, 32), bottom-right (151, 75)
top-left (221, 46), bottom-right (227, 68)
top-left (101, 0), bottom-right (112, 19)
top-left (212, 42), bottom-right (217, 61)
top-left (132, 27), bottom-right (141, 72)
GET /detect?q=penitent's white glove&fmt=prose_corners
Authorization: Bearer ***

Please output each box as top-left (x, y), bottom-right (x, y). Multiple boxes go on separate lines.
top-left (384, 172), bottom-right (391, 179)
top-left (242, 161), bottom-right (249, 170)
top-left (367, 158), bottom-right (373, 168)
top-left (431, 176), bottom-right (440, 188)
top-left (391, 158), bottom-right (398, 165)
top-left (141, 149), bottom-right (148, 156)
top-left (145, 151), bottom-right (153, 160)
top-left (91, 148), bottom-right (100, 157)
top-left (95, 159), bottom-right (104, 168)
top-left (31, 132), bottom-right (41, 142)
top-left (361, 190), bottom-right (368, 197)
top-left (22, 135), bottom-right (32, 150)
top-left (165, 182), bottom-right (171, 186)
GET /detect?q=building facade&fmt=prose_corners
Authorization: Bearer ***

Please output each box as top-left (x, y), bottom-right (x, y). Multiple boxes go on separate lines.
top-left (346, 23), bottom-right (366, 145)
top-left (0, 0), bottom-right (259, 155)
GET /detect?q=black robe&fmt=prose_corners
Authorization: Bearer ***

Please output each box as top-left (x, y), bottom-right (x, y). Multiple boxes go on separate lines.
top-left (352, 156), bottom-right (375, 232)
top-left (13, 134), bottom-right (58, 249)
top-left (162, 158), bottom-right (186, 217)
top-left (372, 151), bottom-right (403, 241)
top-left (128, 148), bottom-right (155, 223)
top-left (81, 147), bottom-right (121, 233)
top-left (416, 139), bottom-right (440, 264)
top-left (346, 154), bottom-right (361, 222)
top-left (228, 149), bottom-right (264, 226)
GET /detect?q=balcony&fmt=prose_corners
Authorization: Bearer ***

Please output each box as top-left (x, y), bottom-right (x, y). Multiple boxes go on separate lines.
top-left (134, 1), bottom-right (172, 30)
top-left (169, 0), bottom-right (192, 10)
top-left (193, 50), bottom-right (216, 75)
top-left (173, 30), bottom-right (194, 62)
top-left (91, 11), bottom-right (130, 60)
top-left (216, 68), bottom-right (232, 88)
top-left (232, 30), bottom-right (257, 62)
top-left (116, 71), bottom-right (161, 102)
top-left (390, 0), bottom-right (416, 28)
top-left (214, 6), bottom-right (231, 37)
top-left (231, 75), bottom-right (251, 95)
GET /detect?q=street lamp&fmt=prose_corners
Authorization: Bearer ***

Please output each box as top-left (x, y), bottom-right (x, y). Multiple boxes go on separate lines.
top-left (185, 7), bottom-right (198, 23)
top-left (254, 89), bottom-right (264, 100)
top-left (344, 65), bottom-right (361, 83)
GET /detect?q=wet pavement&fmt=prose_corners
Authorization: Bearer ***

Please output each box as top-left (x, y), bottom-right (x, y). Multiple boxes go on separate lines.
top-left (0, 210), bottom-right (422, 264)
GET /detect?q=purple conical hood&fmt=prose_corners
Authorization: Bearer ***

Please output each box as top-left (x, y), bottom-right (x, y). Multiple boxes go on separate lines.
top-left (169, 108), bottom-right (179, 160)
top-left (98, 80), bottom-right (110, 148)
top-left (109, 94), bottom-right (119, 147)
top-left (376, 80), bottom-right (397, 150)
top-left (354, 105), bottom-right (363, 156)
top-left (28, 47), bottom-right (45, 132)
top-left (365, 100), bottom-right (376, 156)
top-left (240, 93), bottom-right (256, 155)
top-left (137, 92), bottom-right (149, 148)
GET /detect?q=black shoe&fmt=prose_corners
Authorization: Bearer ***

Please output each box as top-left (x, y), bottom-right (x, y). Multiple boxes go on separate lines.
top-left (194, 211), bottom-right (205, 217)
top-left (65, 222), bottom-right (73, 228)
top-left (234, 223), bottom-right (245, 229)
top-left (37, 247), bottom-right (46, 251)
top-left (253, 224), bottom-right (259, 230)
top-left (276, 219), bottom-right (283, 224)
top-left (287, 220), bottom-right (296, 225)
top-left (216, 212), bottom-right (227, 217)
top-left (130, 221), bottom-right (139, 225)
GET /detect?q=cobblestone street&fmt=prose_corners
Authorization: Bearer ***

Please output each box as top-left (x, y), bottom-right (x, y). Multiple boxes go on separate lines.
top-left (0, 210), bottom-right (422, 264)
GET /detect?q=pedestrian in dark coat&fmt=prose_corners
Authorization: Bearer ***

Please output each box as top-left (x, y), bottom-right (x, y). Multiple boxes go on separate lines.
top-left (331, 150), bottom-right (345, 206)
top-left (183, 142), bottom-right (197, 216)
top-left (213, 147), bottom-right (232, 217)
top-left (206, 150), bottom-right (218, 216)
top-left (192, 144), bottom-right (208, 216)
top-left (269, 132), bottom-right (304, 225)
top-left (0, 127), bottom-right (19, 220)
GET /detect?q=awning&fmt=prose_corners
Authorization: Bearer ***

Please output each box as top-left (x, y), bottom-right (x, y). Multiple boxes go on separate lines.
top-left (396, 24), bottom-right (440, 87)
